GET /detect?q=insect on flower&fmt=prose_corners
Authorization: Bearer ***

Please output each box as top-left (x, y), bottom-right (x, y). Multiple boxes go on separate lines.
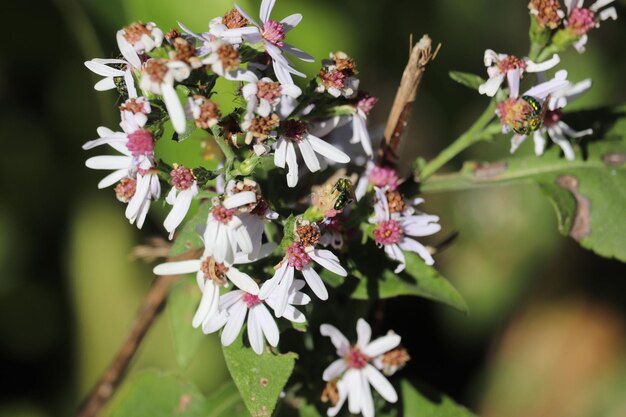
top-left (512, 95), bottom-right (551, 136)
top-left (332, 178), bottom-right (355, 211)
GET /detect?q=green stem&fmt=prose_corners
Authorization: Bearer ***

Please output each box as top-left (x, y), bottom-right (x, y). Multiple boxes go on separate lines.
top-left (528, 42), bottom-right (543, 62)
top-left (210, 126), bottom-right (236, 180)
top-left (536, 44), bottom-right (560, 63)
top-left (418, 99), bottom-right (497, 181)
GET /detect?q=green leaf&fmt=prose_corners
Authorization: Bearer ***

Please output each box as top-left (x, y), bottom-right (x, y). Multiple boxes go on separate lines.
top-left (420, 105), bottom-right (626, 262)
top-left (222, 331), bottom-right (298, 417)
top-left (169, 201), bottom-right (211, 257)
top-left (321, 248), bottom-right (468, 313)
top-left (204, 382), bottom-right (248, 417)
top-left (167, 277), bottom-right (204, 368)
top-left (107, 371), bottom-right (207, 417)
top-left (448, 71), bottom-right (486, 91)
top-left (399, 379), bottom-right (477, 416)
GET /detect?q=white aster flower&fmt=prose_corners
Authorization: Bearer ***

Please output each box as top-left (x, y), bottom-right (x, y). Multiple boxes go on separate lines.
top-left (139, 59), bottom-right (190, 134)
top-left (563, 0), bottom-right (618, 53)
top-left (274, 119), bottom-right (350, 187)
top-left (119, 96), bottom-right (151, 131)
top-left (479, 49), bottom-right (561, 98)
top-left (116, 21), bottom-right (164, 68)
top-left (350, 93), bottom-right (378, 157)
top-left (125, 169), bottom-right (160, 228)
top-left (83, 126), bottom-right (154, 189)
top-left (84, 58), bottom-right (138, 97)
top-left (186, 95), bottom-right (221, 129)
top-left (316, 51), bottom-right (360, 98)
top-left (320, 319), bottom-right (401, 417)
top-left (370, 187), bottom-right (441, 272)
top-left (153, 245), bottom-right (270, 329)
top-left (228, 70), bottom-right (301, 118)
top-left (179, 8), bottom-right (251, 53)
top-left (202, 279), bottom-right (310, 354)
top-left (222, 0), bottom-right (314, 85)
top-left (201, 40), bottom-right (242, 76)
top-left (509, 79), bottom-right (593, 160)
top-left (259, 242), bottom-right (347, 316)
top-left (204, 192), bottom-right (258, 265)
top-left (164, 165), bottom-right (199, 239)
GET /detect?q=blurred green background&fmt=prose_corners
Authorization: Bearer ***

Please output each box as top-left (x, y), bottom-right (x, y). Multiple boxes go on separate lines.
top-left (2, 0), bottom-right (626, 416)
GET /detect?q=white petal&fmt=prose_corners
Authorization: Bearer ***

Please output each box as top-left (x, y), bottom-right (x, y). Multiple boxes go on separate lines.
top-left (323, 359), bottom-right (347, 382)
top-left (224, 191), bottom-right (257, 209)
top-left (221, 301), bottom-right (248, 345)
top-left (285, 141), bottom-right (299, 187)
top-left (192, 282), bottom-right (219, 327)
top-left (280, 14), bottom-right (302, 32)
top-left (259, 0), bottom-right (276, 23)
top-left (359, 371), bottom-right (375, 417)
top-left (116, 31), bottom-right (141, 68)
top-left (365, 364), bottom-right (398, 402)
top-left (282, 43), bottom-right (315, 62)
top-left (306, 135), bottom-right (350, 163)
top-left (202, 310), bottom-right (229, 334)
top-left (398, 237), bottom-right (434, 266)
top-left (327, 379), bottom-right (348, 417)
top-left (163, 189), bottom-right (194, 236)
top-left (162, 83), bottom-right (187, 134)
top-left (478, 74), bottom-right (505, 97)
top-left (298, 139), bottom-right (321, 172)
top-left (310, 250), bottom-right (347, 277)
top-left (259, 262), bottom-right (289, 300)
top-left (255, 304), bottom-right (279, 347)
top-left (274, 138), bottom-right (287, 168)
top-left (247, 305), bottom-right (265, 354)
top-left (85, 155), bottom-right (130, 170)
top-left (273, 266), bottom-right (294, 318)
top-left (320, 324), bottom-right (350, 356)
top-left (84, 60), bottom-right (125, 77)
top-left (507, 68), bottom-right (521, 99)
top-left (97, 169), bottom-right (128, 189)
top-left (153, 259), bottom-right (201, 275)
top-left (356, 319), bottom-right (372, 350)
top-left (94, 77), bottom-right (117, 91)
top-left (526, 54), bottom-right (560, 73)
top-left (301, 266), bottom-right (328, 300)
top-left (346, 370), bottom-right (363, 414)
top-left (226, 268), bottom-right (259, 295)
top-left (363, 334), bottom-right (401, 357)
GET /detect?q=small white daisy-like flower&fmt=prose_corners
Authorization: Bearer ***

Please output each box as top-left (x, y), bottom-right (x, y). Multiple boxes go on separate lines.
top-left (274, 120), bottom-right (350, 187)
top-left (152, 245), bottom-right (272, 328)
top-left (370, 187), bottom-right (441, 272)
top-left (186, 95), bottom-right (221, 129)
top-left (204, 192), bottom-right (259, 265)
top-left (83, 126), bottom-right (154, 189)
top-left (125, 169), bottom-right (160, 228)
top-left (563, 0), bottom-right (618, 53)
top-left (228, 70), bottom-right (301, 118)
top-left (259, 241), bottom-right (347, 315)
top-left (221, 0), bottom-right (314, 85)
top-left (350, 93), bottom-right (378, 157)
top-left (84, 58), bottom-right (138, 97)
top-left (179, 8), bottom-right (251, 54)
top-left (201, 40), bottom-right (242, 76)
top-left (119, 96), bottom-right (151, 131)
top-left (164, 165), bottom-right (199, 239)
top-left (478, 49), bottom-right (561, 98)
top-left (116, 21), bottom-right (164, 68)
top-left (139, 59), bottom-right (190, 134)
top-left (509, 79), bottom-right (593, 160)
top-left (202, 279), bottom-right (310, 354)
top-left (316, 51), bottom-right (360, 98)
top-left (320, 318), bottom-right (401, 417)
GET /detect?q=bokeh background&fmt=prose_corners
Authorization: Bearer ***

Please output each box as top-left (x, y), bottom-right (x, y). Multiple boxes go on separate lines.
top-left (2, 0), bottom-right (626, 416)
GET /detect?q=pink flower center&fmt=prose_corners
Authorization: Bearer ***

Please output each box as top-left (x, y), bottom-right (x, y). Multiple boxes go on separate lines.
top-left (212, 205), bottom-right (235, 224)
top-left (356, 93), bottom-right (378, 116)
top-left (543, 109), bottom-right (562, 127)
top-left (374, 219), bottom-right (403, 245)
top-left (568, 7), bottom-right (596, 36)
top-left (320, 68), bottom-right (346, 89)
top-left (368, 166), bottom-right (400, 190)
top-left (281, 120), bottom-right (308, 142)
top-left (286, 242), bottom-right (311, 270)
top-left (126, 129), bottom-right (154, 157)
top-left (114, 177), bottom-right (137, 203)
top-left (496, 98), bottom-right (537, 131)
top-left (496, 55), bottom-right (527, 74)
top-left (170, 165), bottom-right (195, 191)
top-left (256, 80), bottom-right (282, 102)
top-left (262, 20), bottom-right (285, 47)
top-left (243, 293), bottom-right (262, 308)
top-left (345, 346), bottom-right (369, 369)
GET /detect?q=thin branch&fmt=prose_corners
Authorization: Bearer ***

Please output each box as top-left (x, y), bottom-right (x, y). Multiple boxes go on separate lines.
top-left (75, 249), bottom-right (201, 417)
top-left (378, 34), bottom-right (440, 167)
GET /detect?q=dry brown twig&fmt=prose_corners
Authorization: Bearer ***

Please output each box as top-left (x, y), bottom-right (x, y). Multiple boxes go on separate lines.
top-left (378, 34), bottom-right (441, 167)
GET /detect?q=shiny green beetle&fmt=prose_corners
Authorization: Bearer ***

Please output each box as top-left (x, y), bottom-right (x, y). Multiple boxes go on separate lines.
top-left (512, 95), bottom-right (548, 136)
top-left (332, 178), bottom-right (355, 210)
